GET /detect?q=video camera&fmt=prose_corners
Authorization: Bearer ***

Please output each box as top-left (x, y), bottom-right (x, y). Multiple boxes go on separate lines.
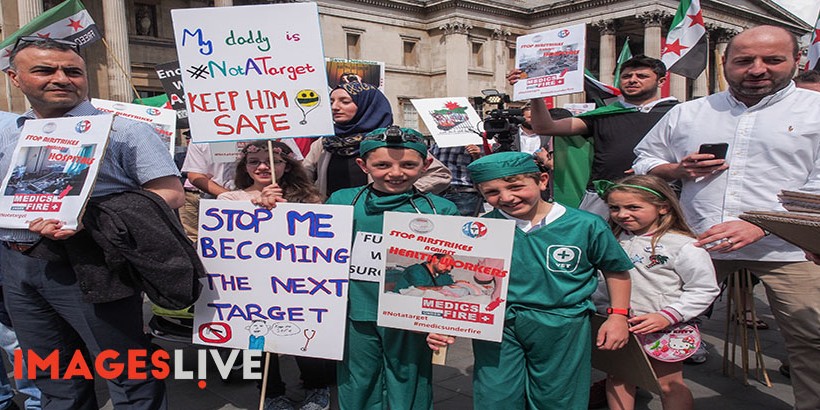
top-left (474, 89), bottom-right (524, 152)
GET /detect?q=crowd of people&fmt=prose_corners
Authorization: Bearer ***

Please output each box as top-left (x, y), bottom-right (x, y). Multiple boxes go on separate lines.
top-left (0, 22), bottom-right (817, 410)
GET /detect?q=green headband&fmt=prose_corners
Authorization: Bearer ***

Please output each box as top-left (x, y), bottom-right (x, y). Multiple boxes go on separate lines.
top-left (467, 151), bottom-right (542, 183)
top-left (360, 127), bottom-right (428, 158)
top-left (593, 180), bottom-right (665, 199)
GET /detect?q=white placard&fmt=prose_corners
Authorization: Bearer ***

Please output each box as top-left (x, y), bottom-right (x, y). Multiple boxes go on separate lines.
top-left (0, 115), bottom-right (113, 230)
top-left (377, 212), bottom-right (515, 342)
top-left (412, 98), bottom-right (483, 147)
top-left (562, 103), bottom-right (596, 116)
top-left (91, 98), bottom-right (176, 155)
top-left (171, 3), bottom-right (334, 143)
top-left (514, 24), bottom-right (586, 101)
top-left (193, 200), bottom-right (353, 360)
top-left (349, 232), bottom-right (384, 283)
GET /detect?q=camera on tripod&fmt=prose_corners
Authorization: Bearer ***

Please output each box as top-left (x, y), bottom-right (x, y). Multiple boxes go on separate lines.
top-left (473, 89), bottom-right (524, 152)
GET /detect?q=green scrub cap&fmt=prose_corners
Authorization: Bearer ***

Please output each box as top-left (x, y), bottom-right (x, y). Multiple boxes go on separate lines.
top-left (360, 126), bottom-right (428, 158)
top-left (467, 151), bottom-right (541, 183)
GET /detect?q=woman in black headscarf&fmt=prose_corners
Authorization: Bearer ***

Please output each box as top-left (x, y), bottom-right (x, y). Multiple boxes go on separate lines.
top-left (304, 82), bottom-right (451, 195)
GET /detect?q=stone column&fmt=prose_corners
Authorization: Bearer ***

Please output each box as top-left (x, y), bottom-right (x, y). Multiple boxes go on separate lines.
top-left (639, 11), bottom-right (666, 59)
top-left (491, 28), bottom-right (511, 92)
top-left (669, 74), bottom-right (688, 101)
top-left (712, 27), bottom-right (738, 92)
top-left (594, 20), bottom-right (616, 86)
top-left (214, 0), bottom-right (233, 6)
top-left (18, 0), bottom-right (43, 26)
top-left (440, 21), bottom-right (472, 97)
top-left (103, 0), bottom-right (133, 102)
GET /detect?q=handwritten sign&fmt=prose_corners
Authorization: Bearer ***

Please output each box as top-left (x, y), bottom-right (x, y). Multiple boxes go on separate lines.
top-left (91, 98), bottom-right (176, 155)
top-left (0, 115), bottom-right (112, 230)
top-left (193, 200), bottom-right (353, 360)
top-left (377, 212), bottom-right (515, 342)
top-left (513, 24), bottom-right (586, 101)
top-left (412, 97), bottom-right (483, 147)
top-left (171, 3), bottom-right (334, 143)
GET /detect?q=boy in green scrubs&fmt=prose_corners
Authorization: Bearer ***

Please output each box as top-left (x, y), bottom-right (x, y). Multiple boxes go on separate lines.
top-left (429, 152), bottom-right (632, 409)
top-left (327, 126), bottom-right (459, 410)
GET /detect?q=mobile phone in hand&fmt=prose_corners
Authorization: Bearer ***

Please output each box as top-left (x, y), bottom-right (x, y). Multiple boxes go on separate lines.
top-left (698, 143), bottom-right (728, 160)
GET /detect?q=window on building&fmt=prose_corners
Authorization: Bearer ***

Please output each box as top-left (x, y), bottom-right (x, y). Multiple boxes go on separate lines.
top-left (401, 99), bottom-right (419, 129)
top-left (135, 3), bottom-right (158, 37)
top-left (472, 42), bottom-right (484, 67)
top-left (346, 33), bottom-right (361, 60)
top-left (403, 41), bottom-right (419, 67)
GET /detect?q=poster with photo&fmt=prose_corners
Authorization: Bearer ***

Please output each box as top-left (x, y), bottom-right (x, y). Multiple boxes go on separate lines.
top-left (91, 98), bottom-right (176, 155)
top-left (514, 24), bottom-right (586, 101)
top-left (171, 3), bottom-right (334, 143)
top-left (326, 58), bottom-right (385, 91)
top-left (411, 98), bottom-right (483, 147)
top-left (0, 115), bottom-right (113, 230)
top-left (377, 212), bottom-right (515, 342)
top-left (192, 200), bottom-right (353, 360)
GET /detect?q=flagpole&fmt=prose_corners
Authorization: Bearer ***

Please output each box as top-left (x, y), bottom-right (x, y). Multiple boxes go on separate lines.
top-left (706, 34), bottom-right (711, 95)
top-left (100, 37), bottom-right (143, 104)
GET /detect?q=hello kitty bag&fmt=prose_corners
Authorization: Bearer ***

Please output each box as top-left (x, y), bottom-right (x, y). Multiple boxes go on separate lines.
top-left (637, 323), bottom-right (701, 362)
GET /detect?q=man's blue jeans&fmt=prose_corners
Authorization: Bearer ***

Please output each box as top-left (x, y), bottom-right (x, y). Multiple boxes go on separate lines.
top-left (0, 322), bottom-right (41, 410)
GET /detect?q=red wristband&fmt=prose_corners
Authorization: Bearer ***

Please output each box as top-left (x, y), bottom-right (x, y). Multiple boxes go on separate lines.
top-left (606, 307), bottom-right (630, 316)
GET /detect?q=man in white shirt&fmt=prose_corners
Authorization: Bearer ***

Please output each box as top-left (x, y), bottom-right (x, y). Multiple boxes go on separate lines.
top-left (633, 25), bottom-right (820, 410)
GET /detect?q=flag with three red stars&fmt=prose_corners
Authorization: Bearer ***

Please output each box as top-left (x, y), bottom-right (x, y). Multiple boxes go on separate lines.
top-left (0, 0), bottom-right (100, 71)
top-left (808, 10), bottom-right (820, 70)
top-left (661, 0), bottom-right (707, 79)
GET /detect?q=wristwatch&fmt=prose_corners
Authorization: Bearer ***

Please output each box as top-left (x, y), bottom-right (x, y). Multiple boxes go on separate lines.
top-left (606, 307), bottom-right (630, 316)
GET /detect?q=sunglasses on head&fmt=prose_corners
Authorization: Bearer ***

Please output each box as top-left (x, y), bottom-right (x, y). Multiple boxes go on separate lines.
top-left (13, 36), bottom-right (81, 54)
top-left (364, 126), bottom-right (424, 144)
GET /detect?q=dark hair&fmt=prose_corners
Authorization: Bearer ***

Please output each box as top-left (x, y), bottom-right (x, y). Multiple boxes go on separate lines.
top-left (620, 55), bottom-right (667, 79)
top-left (234, 141), bottom-right (324, 204)
top-left (725, 25), bottom-right (799, 59)
top-left (600, 175), bottom-right (694, 254)
top-left (475, 172), bottom-right (544, 192)
top-left (9, 38), bottom-right (81, 70)
top-left (795, 70), bottom-right (820, 84)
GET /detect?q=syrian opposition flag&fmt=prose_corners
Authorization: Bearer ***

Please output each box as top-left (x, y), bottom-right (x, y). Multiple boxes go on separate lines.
top-left (584, 69), bottom-right (621, 107)
top-left (0, 0), bottom-right (100, 71)
top-left (613, 37), bottom-right (633, 87)
top-left (808, 11), bottom-right (820, 70)
top-left (661, 0), bottom-right (707, 79)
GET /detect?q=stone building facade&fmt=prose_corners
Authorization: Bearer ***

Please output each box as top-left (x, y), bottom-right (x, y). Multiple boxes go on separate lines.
top-left (0, 0), bottom-right (810, 129)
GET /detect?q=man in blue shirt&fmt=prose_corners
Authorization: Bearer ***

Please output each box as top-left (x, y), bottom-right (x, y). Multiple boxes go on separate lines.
top-left (0, 38), bottom-right (183, 410)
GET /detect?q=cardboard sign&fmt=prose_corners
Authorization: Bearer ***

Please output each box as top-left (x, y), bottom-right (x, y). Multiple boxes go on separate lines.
top-left (193, 200), bottom-right (353, 360)
top-left (412, 98), bottom-right (483, 147)
top-left (514, 24), bottom-right (586, 101)
top-left (171, 3), bottom-right (334, 143)
top-left (155, 61), bottom-right (189, 129)
top-left (349, 232), bottom-right (384, 283)
top-left (326, 58), bottom-right (385, 91)
top-left (0, 115), bottom-right (112, 230)
top-left (377, 212), bottom-right (515, 342)
top-left (91, 98), bottom-right (176, 155)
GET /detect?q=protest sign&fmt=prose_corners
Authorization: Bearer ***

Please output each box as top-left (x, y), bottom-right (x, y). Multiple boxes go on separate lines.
top-left (326, 58), bottom-right (385, 91)
top-left (514, 24), bottom-right (586, 101)
top-left (378, 212), bottom-right (515, 342)
top-left (193, 200), bottom-right (353, 360)
top-left (91, 98), bottom-right (175, 155)
top-left (0, 115), bottom-right (112, 230)
top-left (155, 61), bottom-right (189, 129)
top-left (349, 232), bottom-right (384, 283)
top-left (412, 98), bottom-right (483, 147)
top-left (171, 3), bottom-right (334, 143)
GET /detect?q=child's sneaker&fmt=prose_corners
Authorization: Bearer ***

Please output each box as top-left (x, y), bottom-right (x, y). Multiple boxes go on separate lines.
top-left (685, 343), bottom-right (708, 365)
top-left (264, 396), bottom-right (296, 410)
top-left (299, 387), bottom-right (330, 410)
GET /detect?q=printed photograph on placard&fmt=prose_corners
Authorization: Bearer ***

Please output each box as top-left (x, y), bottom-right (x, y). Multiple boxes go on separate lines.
top-left (513, 23), bottom-right (587, 101)
top-left (3, 145), bottom-right (98, 197)
top-left (412, 97), bottom-right (482, 147)
top-left (386, 253), bottom-right (505, 305)
top-left (326, 58), bottom-right (385, 91)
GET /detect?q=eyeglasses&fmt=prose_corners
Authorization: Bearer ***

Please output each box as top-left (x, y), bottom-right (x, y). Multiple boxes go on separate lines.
top-left (13, 36), bottom-right (81, 55)
top-left (364, 125), bottom-right (424, 144)
top-left (246, 159), bottom-right (285, 168)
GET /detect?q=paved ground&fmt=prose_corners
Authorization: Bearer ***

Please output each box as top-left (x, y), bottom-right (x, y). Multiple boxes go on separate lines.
top-left (6, 285), bottom-right (795, 409)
